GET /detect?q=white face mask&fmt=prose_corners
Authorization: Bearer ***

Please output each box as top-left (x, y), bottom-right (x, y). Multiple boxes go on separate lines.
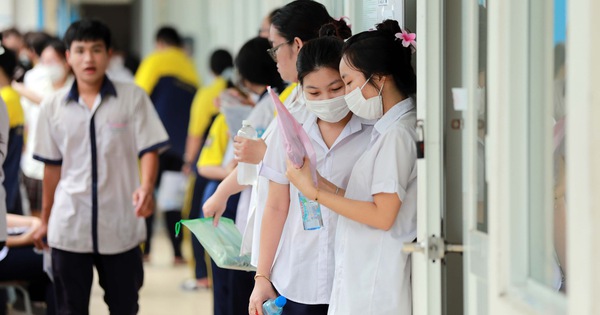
top-left (40, 64), bottom-right (66, 83)
top-left (344, 76), bottom-right (385, 120)
top-left (304, 94), bottom-right (350, 123)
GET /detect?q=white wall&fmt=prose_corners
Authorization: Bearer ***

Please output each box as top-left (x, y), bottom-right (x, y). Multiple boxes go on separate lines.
top-left (135, 0), bottom-right (366, 83)
top-left (0, 0), bottom-right (39, 33)
top-left (138, 0), bottom-right (284, 84)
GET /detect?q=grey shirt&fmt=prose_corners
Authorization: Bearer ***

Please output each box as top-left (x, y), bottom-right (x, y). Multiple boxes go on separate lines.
top-left (33, 77), bottom-right (169, 254)
top-left (0, 97), bottom-right (8, 244)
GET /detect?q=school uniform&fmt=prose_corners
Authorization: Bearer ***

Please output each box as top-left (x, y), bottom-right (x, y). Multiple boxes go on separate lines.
top-left (135, 47), bottom-right (201, 258)
top-left (328, 98), bottom-right (417, 315)
top-left (33, 77), bottom-right (169, 315)
top-left (241, 84), bottom-right (310, 267)
top-left (260, 112), bottom-right (373, 314)
top-left (198, 113), bottom-right (252, 315)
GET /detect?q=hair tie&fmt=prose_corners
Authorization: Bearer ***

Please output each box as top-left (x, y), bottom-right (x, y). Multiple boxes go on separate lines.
top-left (336, 16), bottom-right (352, 28)
top-left (395, 30), bottom-right (417, 53)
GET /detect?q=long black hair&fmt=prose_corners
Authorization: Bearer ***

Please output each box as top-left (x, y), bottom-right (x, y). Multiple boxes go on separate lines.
top-left (296, 22), bottom-right (351, 84)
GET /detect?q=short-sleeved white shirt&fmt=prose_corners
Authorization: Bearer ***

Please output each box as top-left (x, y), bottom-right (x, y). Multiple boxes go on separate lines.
top-left (33, 77), bottom-right (169, 254)
top-left (328, 97), bottom-right (417, 315)
top-left (241, 86), bottom-right (308, 266)
top-left (260, 113), bottom-right (373, 305)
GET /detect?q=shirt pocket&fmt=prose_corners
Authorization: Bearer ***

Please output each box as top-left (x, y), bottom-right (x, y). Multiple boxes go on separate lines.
top-left (99, 118), bottom-right (134, 157)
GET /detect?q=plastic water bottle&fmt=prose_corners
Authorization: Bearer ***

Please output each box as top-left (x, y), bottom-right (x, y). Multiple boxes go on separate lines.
top-left (262, 296), bottom-right (287, 315)
top-left (237, 120), bottom-right (258, 185)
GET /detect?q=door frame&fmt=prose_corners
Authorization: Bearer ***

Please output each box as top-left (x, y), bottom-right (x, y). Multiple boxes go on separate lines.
top-left (566, 0), bottom-right (600, 314)
top-left (412, 0), bottom-right (444, 314)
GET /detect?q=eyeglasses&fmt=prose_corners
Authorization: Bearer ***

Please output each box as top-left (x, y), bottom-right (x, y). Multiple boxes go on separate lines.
top-left (266, 40), bottom-right (291, 62)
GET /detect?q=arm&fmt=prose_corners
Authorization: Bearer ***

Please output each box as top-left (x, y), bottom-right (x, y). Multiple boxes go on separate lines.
top-left (33, 164), bottom-right (61, 249)
top-left (182, 135), bottom-right (202, 175)
top-left (198, 159), bottom-right (237, 181)
top-left (248, 181), bottom-right (290, 315)
top-left (133, 151), bottom-right (159, 218)
top-left (202, 167), bottom-right (247, 226)
top-left (286, 157), bottom-right (401, 231)
top-left (6, 214), bottom-right (42, 247)
top-left (317, 172), bottom-right (346, 196)
top-left (11, 81), bottom-right (43, 104)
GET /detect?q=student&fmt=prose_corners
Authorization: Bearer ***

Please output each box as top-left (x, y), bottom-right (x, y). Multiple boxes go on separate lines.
top-left (12, 38), bottom-right (73, 217)
top-left (0, 46), bottom-right (24, 215)
top-left (247, 23), bottom-right (370, 315)
top-left (1, 28), bottom-right (30, 82)
top-left (135, 26), bottom-right (200, 263)
top-left (285, 20), bottom-right (418, 315)
top-left (181, 49), bottom-right (233, 291)
top-left (31, 19), bottom-right (169, 314)
top-left (198, 36), bottom-right (286, 315)
top-left (203, 0), bottom-right (344, 270)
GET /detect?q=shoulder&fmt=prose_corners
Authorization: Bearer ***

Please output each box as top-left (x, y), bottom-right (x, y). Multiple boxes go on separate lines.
top-left (113, 81), bottom-right (152, 106)
top-left (40, 87), bottom-right (70, 112)
top-left (0, 87), bottom-right (20, 104)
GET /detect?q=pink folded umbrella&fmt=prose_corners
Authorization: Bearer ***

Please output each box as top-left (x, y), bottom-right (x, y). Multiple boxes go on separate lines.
top-left (268, 86), bottom-right (318, 186)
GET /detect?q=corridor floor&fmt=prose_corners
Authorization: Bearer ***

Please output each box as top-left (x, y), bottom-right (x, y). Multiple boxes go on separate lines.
top-left (89, 226), bottom-right (213, 315)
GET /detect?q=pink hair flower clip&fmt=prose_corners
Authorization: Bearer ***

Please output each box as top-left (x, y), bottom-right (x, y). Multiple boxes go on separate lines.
top-left (395, 30), bottom-right (417, 51)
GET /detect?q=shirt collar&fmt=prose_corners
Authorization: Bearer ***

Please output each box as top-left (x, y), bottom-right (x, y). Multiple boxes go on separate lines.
top-left (374, 97), bottom-right (415, 135)
top-left (65, 75), bottom-right (118, 104)
top-left (304, 113), bottom-right (374, 151)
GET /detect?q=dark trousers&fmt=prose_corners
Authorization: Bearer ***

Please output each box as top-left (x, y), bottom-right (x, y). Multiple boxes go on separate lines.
top-left (281, 299), bottom-right (328, 315)
top-left (189, 173), bottom-right (209, 279)
top-left (145, 154), bottom-right (184, 258)
top-left (51, 246), bottom-right (143, 315)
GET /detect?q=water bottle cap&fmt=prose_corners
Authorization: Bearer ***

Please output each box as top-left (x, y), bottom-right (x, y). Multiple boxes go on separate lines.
top-left (242, 120), bottom-right (252, 126)
top-left (274, 296), bottom-right (287, 307)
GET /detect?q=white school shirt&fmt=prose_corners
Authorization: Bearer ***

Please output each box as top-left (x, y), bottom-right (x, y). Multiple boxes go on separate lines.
top-left (33, 78), bottom-right (169, 254)
top-left (261, 113), bottom-right (373, 305)
top-left (241, 86), bottom-right (309, 266)
top-left (19, 67), bottom-right (59, 180)
top-left (328, 98), bottom-right (417, 315)
top-left (235, 91), bottom-right (277, 234)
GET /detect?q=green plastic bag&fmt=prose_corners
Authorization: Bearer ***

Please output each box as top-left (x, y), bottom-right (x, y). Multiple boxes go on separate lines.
top-left (175, 218), bottom-right (255, 271)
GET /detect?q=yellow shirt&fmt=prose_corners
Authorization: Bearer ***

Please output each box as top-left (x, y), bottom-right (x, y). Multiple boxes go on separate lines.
top-left (188, 77), bottom-right (227, 137)
top-left (279, 83), bottom-right (297, 103)
top-left (134, 47), bottom-right (201, 95)
top-left (197, 83), bottom-right (295, 169)
top-left (197, 114), bottom-right (229, 168)
top-left (0, 86), bottom-right (24, 128)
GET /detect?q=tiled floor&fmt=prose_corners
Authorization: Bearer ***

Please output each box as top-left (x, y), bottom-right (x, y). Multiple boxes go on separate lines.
top-left (90, 226), bottom-right (213, 315)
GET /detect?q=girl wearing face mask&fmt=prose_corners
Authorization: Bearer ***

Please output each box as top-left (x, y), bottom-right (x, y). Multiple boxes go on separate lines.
top-left (286, 20), bottom-right (417, 315)
top-left (11, 38), bottom-right (73, 218)
top-left (247, 23), bottom-right (373, 315)
top-left (203, 0), bottom-right (347, 281)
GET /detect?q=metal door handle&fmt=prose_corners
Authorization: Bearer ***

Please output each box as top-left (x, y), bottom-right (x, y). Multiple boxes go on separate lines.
top-left (402, 242), bottom-right (425, 254)
top-left (402, 236), bottom-right (464, 261)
